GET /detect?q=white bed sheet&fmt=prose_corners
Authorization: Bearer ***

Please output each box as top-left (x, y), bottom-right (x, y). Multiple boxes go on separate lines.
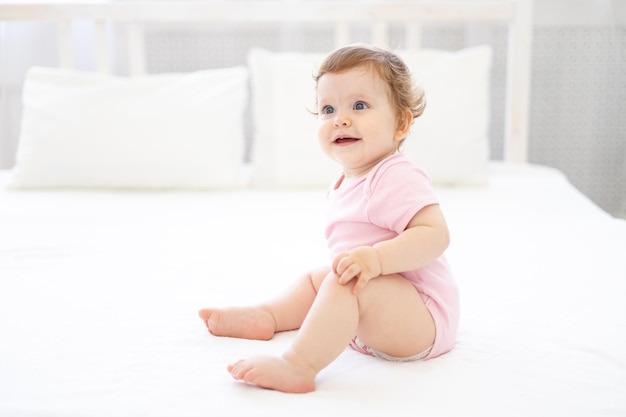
top-left (1, 162), bottom-right (625, 417)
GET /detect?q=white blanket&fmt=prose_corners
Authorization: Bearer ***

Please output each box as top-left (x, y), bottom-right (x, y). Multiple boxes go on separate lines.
top-left (1, 162), bottom-right (625, 417)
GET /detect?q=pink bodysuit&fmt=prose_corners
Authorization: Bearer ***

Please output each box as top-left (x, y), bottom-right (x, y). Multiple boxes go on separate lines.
top-left (325, 153), bottom-right (459, 359)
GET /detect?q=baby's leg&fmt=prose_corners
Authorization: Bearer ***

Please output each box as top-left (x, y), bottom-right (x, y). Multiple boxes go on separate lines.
top-left (198, 266), bottom-right (329, 340)
top-left (228, 273), bottom-right (435, 393)
top-left (351, 276), bottom-right (435, 358)
top-left (198, 306), bottom-right (276, 340)
top-left (228, 270), bottom-right (358, 392)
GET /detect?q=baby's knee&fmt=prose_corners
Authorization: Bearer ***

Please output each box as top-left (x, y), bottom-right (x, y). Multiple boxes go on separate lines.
top-left (306, 266), bottom-right (332, 293)
top-left (319, 270), bottom-right (358, 295)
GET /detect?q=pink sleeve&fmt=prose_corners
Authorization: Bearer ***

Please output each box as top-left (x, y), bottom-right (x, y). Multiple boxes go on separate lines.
top-left (364, 158), bottom-right (439, 234)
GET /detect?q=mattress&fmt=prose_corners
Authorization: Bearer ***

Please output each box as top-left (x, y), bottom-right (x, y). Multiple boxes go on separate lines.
top-left (1, 162), bottom-right (625, 417)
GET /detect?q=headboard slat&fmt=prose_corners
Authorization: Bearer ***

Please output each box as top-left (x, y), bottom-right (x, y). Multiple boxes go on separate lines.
top-left (333, 22), bottom-right (350, 49)
top-left (127, 23), bottom-right (146, 76)
top-left (504, 0), bottom-right (533, 163)
top-left (93, 20), bottom-right (109, 74)
top-left (56, 20), bottom-right (73, 69)
top-left (404, 23), bottom-right (423, 50)
top-left (372, 22), bottom-right (390, 47)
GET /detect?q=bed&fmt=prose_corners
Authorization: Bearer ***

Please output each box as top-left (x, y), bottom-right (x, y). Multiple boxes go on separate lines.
top-left (1, 1), bottom-right (625, 416)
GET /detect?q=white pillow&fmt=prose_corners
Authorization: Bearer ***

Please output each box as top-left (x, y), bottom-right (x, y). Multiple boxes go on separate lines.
top-left (247, 49), bottom-right (340, 187)
top-left (247, 46), bottom-right (492, 187)
top-left (10, 66), bottom-right (248, 189)
top-left (401, 46), bottom-right (492, 185)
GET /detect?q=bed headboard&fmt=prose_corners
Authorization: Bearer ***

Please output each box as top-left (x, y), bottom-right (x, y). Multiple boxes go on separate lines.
top-left (0, 0), bottom-right (533, 164)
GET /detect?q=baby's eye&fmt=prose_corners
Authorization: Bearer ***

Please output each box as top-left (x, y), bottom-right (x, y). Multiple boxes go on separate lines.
top-left (354, 101), bottom-right (368, 110)
top-left (321, 105), bottom-right (334, 115)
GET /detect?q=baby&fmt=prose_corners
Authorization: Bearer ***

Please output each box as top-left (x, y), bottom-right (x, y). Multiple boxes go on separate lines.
top-left (199, 44), bottom-right (459, 393)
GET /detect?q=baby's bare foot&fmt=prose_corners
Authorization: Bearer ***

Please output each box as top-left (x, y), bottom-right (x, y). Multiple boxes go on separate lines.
top-left (198, 306), bottom-right (276, 340)
top-left (227, 354), bottom-right (316, 393)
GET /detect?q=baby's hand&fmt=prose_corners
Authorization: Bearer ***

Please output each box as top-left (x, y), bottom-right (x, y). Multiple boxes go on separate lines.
top-left (332, 246), bottom-right (382, 294)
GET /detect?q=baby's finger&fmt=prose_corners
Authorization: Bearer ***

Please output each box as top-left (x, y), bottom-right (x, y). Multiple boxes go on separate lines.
top-left (352, 274), bottom-right (370, 294)
top-left (336, 255), bottom-right (356, 278)
top-left (338, 264), bottom-right (359, 285)
top-left (332, 252), bottom-right (349, 274)
top-left (338, 274), bottom-right (354, 286)
top-left (337, 269), bottom-right (352, 285)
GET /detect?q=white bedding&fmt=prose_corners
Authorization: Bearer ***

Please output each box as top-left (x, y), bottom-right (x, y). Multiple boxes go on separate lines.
top-left (1, 162), bottom-right (625, 417)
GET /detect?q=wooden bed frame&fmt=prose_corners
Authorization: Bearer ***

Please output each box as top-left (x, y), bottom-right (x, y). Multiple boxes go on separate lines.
top-left (0, 0), bottom-right (533, 163)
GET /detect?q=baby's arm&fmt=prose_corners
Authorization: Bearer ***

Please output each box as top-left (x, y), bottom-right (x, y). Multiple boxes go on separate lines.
top-left (333, 204), bottom-right (449, 294)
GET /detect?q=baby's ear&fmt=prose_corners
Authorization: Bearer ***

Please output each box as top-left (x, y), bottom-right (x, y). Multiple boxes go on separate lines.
top-left (394, 108), bottom-right (413, 141)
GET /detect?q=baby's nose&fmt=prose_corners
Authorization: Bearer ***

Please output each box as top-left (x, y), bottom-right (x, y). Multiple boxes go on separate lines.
top-left (333, 114), bottom-right (351, 127)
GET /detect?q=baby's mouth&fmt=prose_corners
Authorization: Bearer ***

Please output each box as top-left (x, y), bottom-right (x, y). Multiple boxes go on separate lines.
top-left (334, 137), bottom-right (360, 144)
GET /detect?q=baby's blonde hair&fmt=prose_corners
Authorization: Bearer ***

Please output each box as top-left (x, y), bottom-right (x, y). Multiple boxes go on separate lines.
top-left (314, 44), bottom-right (426, 145)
